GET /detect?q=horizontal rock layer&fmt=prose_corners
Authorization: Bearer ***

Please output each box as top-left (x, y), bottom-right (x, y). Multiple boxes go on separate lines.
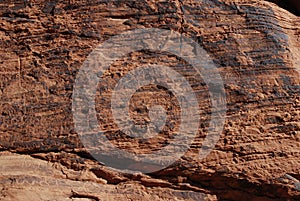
top-left (0, 0), bottom-right (299, 200)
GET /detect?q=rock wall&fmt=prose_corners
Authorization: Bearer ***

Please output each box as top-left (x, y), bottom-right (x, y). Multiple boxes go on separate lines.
top-left (0, 0), bottom-right (299, 200)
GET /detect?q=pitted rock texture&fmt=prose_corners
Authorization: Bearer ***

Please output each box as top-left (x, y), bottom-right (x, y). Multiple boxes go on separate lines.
top-left (0, 0), bottom-right (299, 201)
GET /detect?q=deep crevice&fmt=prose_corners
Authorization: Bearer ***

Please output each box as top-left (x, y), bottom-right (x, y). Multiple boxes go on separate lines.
top-left (70, 190), bottom-right (99, 201)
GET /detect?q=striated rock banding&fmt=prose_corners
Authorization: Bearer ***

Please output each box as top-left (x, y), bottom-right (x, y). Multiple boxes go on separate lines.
top-left (0, 0), bottom-right (299, 200)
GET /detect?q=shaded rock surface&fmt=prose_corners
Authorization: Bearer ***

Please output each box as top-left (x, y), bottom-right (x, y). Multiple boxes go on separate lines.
top-left (0, 0), bottom-right (299, 200)
top-left (0, 152), bottom-right (216, 201)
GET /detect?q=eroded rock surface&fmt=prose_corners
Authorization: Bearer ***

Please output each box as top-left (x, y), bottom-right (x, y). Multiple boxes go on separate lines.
top-left (0, 0), bottom-right (299, 200)
top-left (0, 152), bottom-right (217, 201)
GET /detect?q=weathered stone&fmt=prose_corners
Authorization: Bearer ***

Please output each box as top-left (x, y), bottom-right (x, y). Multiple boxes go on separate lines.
top-left (0, 0), bottom-right (299, 200)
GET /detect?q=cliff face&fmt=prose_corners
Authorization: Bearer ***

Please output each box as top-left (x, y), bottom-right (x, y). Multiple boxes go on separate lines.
top-left (0, 0), bottom-right (299, 200)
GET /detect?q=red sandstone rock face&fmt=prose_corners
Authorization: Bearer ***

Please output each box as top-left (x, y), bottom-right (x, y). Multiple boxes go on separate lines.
top-left (0, 0), bottom-right (299, 200)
